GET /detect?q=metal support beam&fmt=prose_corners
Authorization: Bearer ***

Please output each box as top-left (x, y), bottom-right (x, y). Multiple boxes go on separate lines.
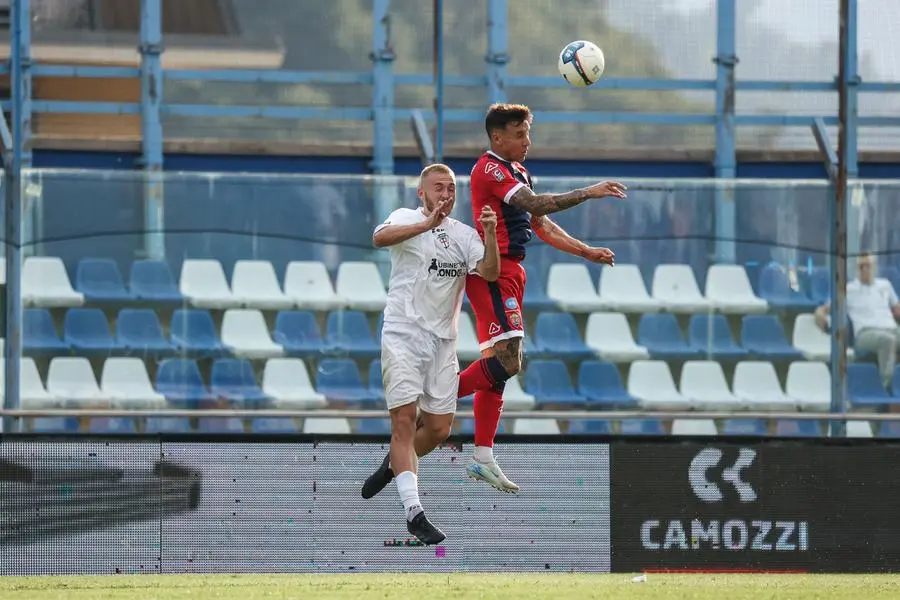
top-left (433, 0), bottom-right (444, 163)
top-left (843, 0), bottom-right (862, 276)
top-left (485, 0), bottom-right (509, 104)
top-left (713, 0), bottom-right (737, 264)
top-left (140, 0), bottom-right (165, 260)
top-left (370, 0), bottom-right (395, 175)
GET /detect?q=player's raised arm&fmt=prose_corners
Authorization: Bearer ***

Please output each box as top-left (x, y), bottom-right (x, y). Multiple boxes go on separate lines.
top-left (474, 207), bottom-right (500, 281)
top-left (507, 180), bottom-right (627, 217)
top-left (372, 201), bottom-right (449, 248)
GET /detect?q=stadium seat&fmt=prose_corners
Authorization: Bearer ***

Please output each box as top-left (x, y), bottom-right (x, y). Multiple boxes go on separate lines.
top-left (116, 308), bottom-right (176, 356)
top-left (284, 261), bottom-right (347, 311)
top-left (303, 417), bottom-right (352, 434)
top-left (368, 360), bottom-right (385, 402)
top-left (231, 260), bottom-right (294, 310)
top-left (30, 417), bottom-right (80, 433)
top-left (76, 258), bottom-right (133, 302)
top-left (577, 360), bottom-right (639, 409)
top-left (179, 259), bottom-right (240, 309)
top-left (627, 360), bottom-right (693, 411)
top-left (721, 419), bottom-right (768, 436)
top-left (840, 420), bottom-right (874, 438)
top-left (23, 256), bottom-right (85, 307)
top-left (251, 417), bottom-right (300, 434)
top-left (740, 315), bottom-right (804, 360)
top-left (170, 309), bottom-right (228, 357)
top-left (198, 417), bottom-right (245, 434)
top-left (791, 314), bottom-right (832, 361)
top-left (100, 358), bottom-right (167, 409)
top-left (63, 308), bottom-right (123, 355)
top-left (679, 361), bottom-right (743, 411)
top-left (546, 264), bottom-right (604, 313)
top-left (785, 361), bottom-right (831, 412)
top-left (457, 419), bottom-right (507, 435)
top-left (511, 418), bottom-right (561, 435)
top-left (221, 309), bottom-right (284, 358)
top-left (155, 358), bottom-right (215, 407)
top-left (23, 308), bottom-right (69, 355)
top-left (315, 358), bottom-right (380, 407)
top-left (847, 363), bottom-right (892, 407)
top-left (273, 311), bottom-right (326, 358)
top-left (671, 419), bottom-right (718, 436)
top-left (598, 264), bottom-right (662, 313)
top-left (457, 312), bottom-right (481, 361)
top-left (704, 265), bottom-right (768, 314)
top-left (501, 375), bottom-right (536, 411)
top-left (335, 261), bottom-right (387, 312)
top-left (357, 418), bottom-right (391, 435)
top-left (758, 263), bottom-right (817, 310)
top-left (522, 264), bottom-right (557, 312)
top-left (732, 361), bottom-right (797, 411)
top-left (584, 312), bottom-right (650, 362)
top-left (651, 264), bottom-right (710, 313)
top-left (324, 310), bottom-right (380, 359)
top-left (687, 314), bottom-right (749, 360)
top-left (808, 267), bottom-right (830, 305)
top-left (46, 357), bottom-right (107, 407)
top-left (144, 417), bottom-right (192, 433)
top-left (87, 417), bottom-right (138, 434)
top-left (210, 358), bottom-right (271, 407)
top-left (261, 358), bottom-right (328, 409)
top-left (775, 419), bottom-right (821, 437)
top-left (129, 260), bottom-right (185, 304)
top-left (567, 419), bottom-right (613, 434)
top-left (522, 359), bottom-right (587, 408)
top-left (533, 312), bottom-right (594, 361)
top-left (18, 358), bottom-right (58, 407)
top-left (636, 313), bottom-right (700, 360)
top-left (619, 419), bottom-right (665, 436)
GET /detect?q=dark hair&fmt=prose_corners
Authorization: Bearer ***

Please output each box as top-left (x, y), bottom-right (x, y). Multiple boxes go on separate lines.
top-left (485, 103), bottom-right (533, 136)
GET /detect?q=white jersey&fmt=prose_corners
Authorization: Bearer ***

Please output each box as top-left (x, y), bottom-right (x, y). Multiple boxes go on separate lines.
top-left (375, 207), bottom-right (485, 340)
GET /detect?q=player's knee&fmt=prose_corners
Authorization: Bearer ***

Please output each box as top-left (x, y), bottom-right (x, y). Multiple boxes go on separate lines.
top-left (389, 404), bottom-right (417, 439)
top-left (429, 420), bottom-right (452, 444)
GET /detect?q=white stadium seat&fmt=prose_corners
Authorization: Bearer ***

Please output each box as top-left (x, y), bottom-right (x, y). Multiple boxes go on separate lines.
top-left (705, 265), bottom-right (768, 314)
top-left (46, 357), bottom-right (107, 407)
top-left (23, 256), bottom-right (84, 307)
top-left (511, 418), bottom-right (561, 435)
top-left (457, 312), bottom-right (481, 362)
top-left (221, 309), bottom-right (284, 358)
top-left (785, 361), bottom-right (832, 412)
top-left (179, 259), bottom-right (240, 309)
top-left (546, 264), bottom-right (604, 313)
top-left (501, 375), bottom-right (536, 411)
top-left (231, 260), bottom-right (294, 310)
top-left (336, 261), bottom-right (387, 312)
top-left (627, 360), bottom-right (693, 411)
top-left (679, 360), bottom-right (743, 411)
top-left (284, 261), bottom-right (346, 311)
top-left (303, 417), bottom-right (351, 434)
top-left (100, 358), bottom-right (167, 409)
top-left (651, 264), bottom-right (711, 313)
top-left (0, 358), bottom-right (57, 408)
top-left (584, 312), bottom-right (650, 362)
top-left (262, 358), bottom-right (328, 409)
top-left (841, 420), bottom-right (874, 438)
top-left (791, 314), bottom-right (853, 361)
top-left (598, 264), bottom-right (661, 313)
top-left (671, 419), bottom-right (718, 436)
top-left (732, 361), bottom-right (797, 411)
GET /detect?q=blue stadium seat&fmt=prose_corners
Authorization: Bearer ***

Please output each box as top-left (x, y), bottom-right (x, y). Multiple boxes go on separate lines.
top-left (808, 267), bottom-right (830, 305)
top-left (740, 315), bottom-right (803, 360)
top-left (368, 360), bottom-right (385, 401)
top-left (523, 360), bottom-right (587, 408)
top-left (620, 419), bottom-right (665, 435)
top-left (577, 360), bottom-right (639, 409)
top-left (523, 264), bottom-right (557, 312)
top-left (129, 260), bottom-right (185, 304)
top-left (315, 358), bottom-right (380, 407)
top-left (847, 363), bottom-right (892, 407)
top-left (879, 422), bottom-right (900, 438)
top-left (688, 315), bottom-right (749, 360)
top-left (64, 308), bottom-right (123, 354)
top-left (636, 313), bottom-right (699, 360)
top-left (273, 311), bottom-right (326, 358)
top-left (170, 309), bottom-right (228, 357)
top-left (251, 417), bottom-right (299, 434)
top-left (324, 310), bottom-right (380, 359)
top-left (357, 418), bottom-right (391, 435)
top-left (568, 419), bottom-right (613, 434)
top-left (116, 308), bottom-right (176, 356)
top-left (757, 263), bottom-right (817, 310)
top-left (775, 419), bottom-right (821, 437)
top-left (198, 417), bottom-right (245, 434)
top-left (457, 419), bottom-right (506, 435)
top-left (76, 258), bottom-right (134, 303)
top-left (155, 358), bottom-right (215, 407)
top-left (210, 358), bottom-right (271, 407)
top-left (23, 308), bottom-right (68, 355)
top-left (533, 312), bottom-right (595, 361)
top-left (30, 417), bottom-right (80, 433)
top-left (145, 417), bottom-right (192, 433)
top-left (87, 417), bottom-right (138, 434)
top-left (721, 419), bottom-right (768, 436)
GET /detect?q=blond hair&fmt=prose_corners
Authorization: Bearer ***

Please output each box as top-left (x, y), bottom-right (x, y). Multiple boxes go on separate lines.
top-left (419, 163), bottom-right (455, 184)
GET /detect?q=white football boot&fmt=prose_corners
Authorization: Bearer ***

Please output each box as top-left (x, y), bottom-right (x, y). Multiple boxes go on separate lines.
top-left (466, 458), bottom-right (520, 493)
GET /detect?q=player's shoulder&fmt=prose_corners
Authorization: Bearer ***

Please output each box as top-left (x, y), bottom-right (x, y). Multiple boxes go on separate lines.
top-left (472, 152), bottom-right (512, 180)
top-left (386, 207), bottom-right (424, 221)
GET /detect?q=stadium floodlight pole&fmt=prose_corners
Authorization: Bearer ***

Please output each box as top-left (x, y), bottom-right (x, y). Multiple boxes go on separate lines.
top-left (140, 0), bottom-right (165, 260)
top-left (433, 0), bottom-right (444, 163)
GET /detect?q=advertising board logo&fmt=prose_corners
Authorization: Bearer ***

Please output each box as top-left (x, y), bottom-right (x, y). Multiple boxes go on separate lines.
top-left (689, 447), bottom-right (756, 503)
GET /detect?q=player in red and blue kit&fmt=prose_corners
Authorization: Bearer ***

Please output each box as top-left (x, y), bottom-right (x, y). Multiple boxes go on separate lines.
top-left (456, 103), bottom-right (628, 492)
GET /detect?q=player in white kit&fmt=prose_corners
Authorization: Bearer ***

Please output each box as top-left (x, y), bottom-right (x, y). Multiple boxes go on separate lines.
top-left (367, 163), bottom-right (500, 545)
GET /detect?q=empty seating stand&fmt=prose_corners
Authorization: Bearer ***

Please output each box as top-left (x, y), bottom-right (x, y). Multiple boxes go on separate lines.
top-left (76, 258), bottom-right (134, 303)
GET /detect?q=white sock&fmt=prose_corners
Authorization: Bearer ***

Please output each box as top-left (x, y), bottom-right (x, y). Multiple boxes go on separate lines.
top-left (395, 471), bottom-right (423, 521)
top-left (473, 445), bottom-right (494, 464)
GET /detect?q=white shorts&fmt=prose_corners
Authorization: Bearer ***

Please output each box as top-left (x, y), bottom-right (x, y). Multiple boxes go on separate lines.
top-left (380, 321), bottom-right (459, 415)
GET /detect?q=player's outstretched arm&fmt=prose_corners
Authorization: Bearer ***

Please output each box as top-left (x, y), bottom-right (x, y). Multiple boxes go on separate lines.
top-left (508, 180), bottom-right (627, 217)
top-left (372, 221), bottom-right (430, 248)
top-left (532, 215), bottom-right (615, 266)
top-left (475, 207), bottom-right (500, 281)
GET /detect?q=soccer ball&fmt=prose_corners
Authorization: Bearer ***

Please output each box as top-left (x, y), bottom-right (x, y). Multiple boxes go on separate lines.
top-left (558, 40), bottom-right (606, 87)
